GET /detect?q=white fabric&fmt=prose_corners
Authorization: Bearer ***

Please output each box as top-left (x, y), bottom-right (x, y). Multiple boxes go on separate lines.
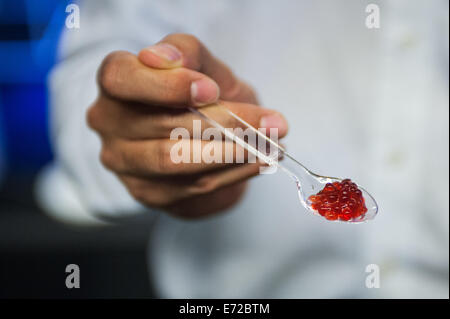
top-left (38, 0), bottom-right (449, 298)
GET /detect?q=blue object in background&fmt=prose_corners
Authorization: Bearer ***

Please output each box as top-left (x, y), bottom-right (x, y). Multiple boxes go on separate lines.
top-left (0, 95), bottom-right (4, 183)
top-left (1, 83), bottom-right (51, 171)
top-left (0, 0), bottom-right (70, 176)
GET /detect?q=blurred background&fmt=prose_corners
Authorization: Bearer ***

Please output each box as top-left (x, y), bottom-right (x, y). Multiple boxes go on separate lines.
top-left (0, 0), bottom-right (152, 298)
top-left (0, 0), bottom-right (448, 299)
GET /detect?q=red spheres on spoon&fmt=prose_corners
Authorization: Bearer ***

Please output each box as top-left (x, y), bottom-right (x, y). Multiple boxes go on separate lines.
top-left (308, 179), bottom-right (368, 221)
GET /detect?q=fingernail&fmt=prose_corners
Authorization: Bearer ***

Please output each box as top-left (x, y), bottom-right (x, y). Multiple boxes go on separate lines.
top-left (145, 43), bottom-right (182, 62)
top-left (190, 78), bottom-right (220, 106)
top-left (260, 113), bottom-right (288, 137)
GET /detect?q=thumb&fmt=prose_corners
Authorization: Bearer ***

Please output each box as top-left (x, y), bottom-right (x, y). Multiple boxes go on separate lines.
top-left (138, 33), bottom-right (256, 103)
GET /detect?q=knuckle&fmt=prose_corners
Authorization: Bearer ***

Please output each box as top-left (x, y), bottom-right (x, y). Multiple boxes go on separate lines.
top-left (182, 34), bottom-right (202, 52)
top-left (157, 113), bottom-right (181, 132)
top-left (98, 52), bottom-right (120, 93)
top-left (100, 147), bottom-right (117, 171)
top-left (165, 33), bottom-right (203, 62)
top-left (86, 104), bottom-right (102, 131)
top-left (99, 143), bottom-right (124, 172)
top-left (155, 141), bottom-right (175, 173)
top-left (98, 51), bottom-right (132, 94)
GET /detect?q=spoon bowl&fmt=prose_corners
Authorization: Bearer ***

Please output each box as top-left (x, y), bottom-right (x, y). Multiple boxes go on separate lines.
top-left (301, 175), bottom-right (378, 223)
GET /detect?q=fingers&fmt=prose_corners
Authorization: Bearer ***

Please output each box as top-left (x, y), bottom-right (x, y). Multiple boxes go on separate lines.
top-left (99, 137), bottom-right (260, 177)
top-left (119, 163), bottom-right (260, 208)
top-left (138, 33), bottom-right (257, 103)
top-left (88, 99), bottom-right (288, 140)
top-left (97, 50), bottom-right (219, 106)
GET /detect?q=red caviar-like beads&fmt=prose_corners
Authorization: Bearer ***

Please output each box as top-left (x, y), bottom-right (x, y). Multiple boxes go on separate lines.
top-left (308, 179), bottom-right (368, 221)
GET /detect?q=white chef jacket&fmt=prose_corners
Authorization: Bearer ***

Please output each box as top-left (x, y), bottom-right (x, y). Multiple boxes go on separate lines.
top-left (36, 0), bottom-right (449, 298)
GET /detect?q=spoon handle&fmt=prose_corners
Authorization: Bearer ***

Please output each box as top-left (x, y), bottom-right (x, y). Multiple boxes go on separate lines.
top-left (188, 104), bottom-right (307, 189)
top-left (188, 105), bottom-right (281, 166)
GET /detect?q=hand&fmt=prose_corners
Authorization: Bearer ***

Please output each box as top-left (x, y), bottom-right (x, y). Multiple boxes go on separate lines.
top-left (87, 34), bottom-right (288, 218)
